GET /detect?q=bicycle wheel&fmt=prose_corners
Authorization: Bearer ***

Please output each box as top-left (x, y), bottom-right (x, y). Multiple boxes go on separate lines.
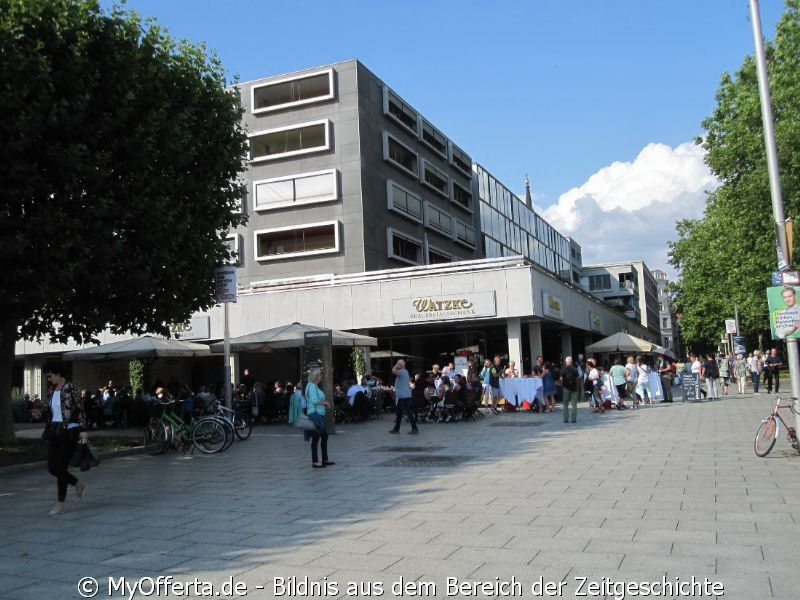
top-left (144, 419), bottom-right (168, 455)
top-left (219, 417), bottom-right (236, 451)
top-left (233, 411), bottom-right (253, 440)
top-left (754, 417), bottom-right (778, 457)
top-left (191, 417), bottom-right (228, 454)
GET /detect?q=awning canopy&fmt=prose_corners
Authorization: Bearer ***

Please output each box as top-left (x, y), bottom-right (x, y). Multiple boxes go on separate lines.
top-left (64, 335), bottom-right (211, 361)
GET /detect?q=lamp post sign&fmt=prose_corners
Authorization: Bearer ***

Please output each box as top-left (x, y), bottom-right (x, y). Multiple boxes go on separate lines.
top-left (215, 266), bottom-right (237, 407)
top-left (215, 266), bottom-right (237, 304)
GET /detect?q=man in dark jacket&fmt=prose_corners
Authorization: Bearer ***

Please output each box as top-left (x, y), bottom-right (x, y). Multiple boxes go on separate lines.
top-left (560, 356), bottom-right (581, 423)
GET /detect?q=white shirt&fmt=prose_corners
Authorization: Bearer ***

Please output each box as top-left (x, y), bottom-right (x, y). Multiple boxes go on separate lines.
top-left (50, 390), bottom-right (62, 422)
top-left (346, 384), bottom-right (365, 406)
top-left (691, 360), bottom-right (702, 374)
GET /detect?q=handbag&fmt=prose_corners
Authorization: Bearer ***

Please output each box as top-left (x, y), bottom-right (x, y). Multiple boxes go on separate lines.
top-left (70, 439), bottom-right (101, 471)
top-left (293, 412), bottom-right (318, 431)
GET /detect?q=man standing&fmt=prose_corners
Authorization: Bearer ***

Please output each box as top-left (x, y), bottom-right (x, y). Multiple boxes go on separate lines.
top-left (765, 348), bottom-right (783, 394)
top-left (559, 356), bottom-right (580, 423)
top-left (389, 359), bottom-right (418, 435)
top-left (657, 357), bottom-right (674, 402)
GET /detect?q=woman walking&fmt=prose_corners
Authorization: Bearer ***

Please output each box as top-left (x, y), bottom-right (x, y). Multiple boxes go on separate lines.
top-left (304, 368), bottom-right (333, 468)
top-left (43, 362), bottom-right (88, 515)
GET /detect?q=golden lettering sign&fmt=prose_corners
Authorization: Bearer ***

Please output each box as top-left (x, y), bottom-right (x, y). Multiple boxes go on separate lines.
top-left (412, 298), bottom-right (474, 312)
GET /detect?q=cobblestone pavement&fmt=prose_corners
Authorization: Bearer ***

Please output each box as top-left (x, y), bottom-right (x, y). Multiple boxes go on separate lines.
top-left (1, 393), bottom-right (799, 599)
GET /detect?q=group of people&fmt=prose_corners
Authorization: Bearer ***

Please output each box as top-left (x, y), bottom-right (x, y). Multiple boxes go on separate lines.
top-left (688, 349), bottom-right (783, 398)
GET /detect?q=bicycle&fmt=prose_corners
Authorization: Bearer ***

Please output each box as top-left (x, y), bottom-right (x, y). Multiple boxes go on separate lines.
top-left (754, 395), bottom-right (800, 457)
top-left (144, 400), bottom-right (232, 455)
top-left (208, 400), bottom-right (253, 441)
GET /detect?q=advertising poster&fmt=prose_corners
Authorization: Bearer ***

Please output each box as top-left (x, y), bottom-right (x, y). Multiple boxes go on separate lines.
top-left (767, 285), bottom-right (800, 340)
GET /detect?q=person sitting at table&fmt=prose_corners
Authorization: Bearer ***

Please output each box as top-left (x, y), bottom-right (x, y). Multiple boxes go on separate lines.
top-left (346, 379), bottom-right (369, 421)
top-left (504, 361), bottom-right (520, 378)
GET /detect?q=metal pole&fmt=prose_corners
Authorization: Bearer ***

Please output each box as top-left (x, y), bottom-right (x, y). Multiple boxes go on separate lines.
top-left (224, 301), bottom-right (232, 408)
top-left (749, 0), bottom-right (800, 424)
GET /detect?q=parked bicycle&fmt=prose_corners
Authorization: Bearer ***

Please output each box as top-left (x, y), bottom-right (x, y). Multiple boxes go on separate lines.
top-left (754, 395), bottom-right (800, 457)
top-left (144, 400), bottom-right (231, 455)
top-left (208, 400), bottom-right (253, 441)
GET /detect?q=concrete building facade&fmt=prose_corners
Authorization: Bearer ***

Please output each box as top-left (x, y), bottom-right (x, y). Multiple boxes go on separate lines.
top-left (14, 60), bottom-right (656, 393)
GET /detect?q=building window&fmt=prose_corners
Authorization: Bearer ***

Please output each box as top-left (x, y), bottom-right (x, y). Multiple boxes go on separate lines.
top-left (382, 86), bottom-right (418, 135)
top-left (451, 179), bottom-right (473, 212)
top-left (419, 118), bottom-right (447, 158)
top-left (454, 220), bottom-right (476, 249)
top-left (387, 180), bottom-right (423, 223)
top-left (449, 142), bottom-right (472, 178)
top-left (425, 202), bottom-right (452, 237)
top-left (421, 159), bottom-right (449, 198)
top-left (253, 169), bottom-right (338, 211)
top-left (383, 132), bottom-right (418, 178)
top-left (251, 69), bottom-right (334, 114)
top-left (588, 274), bottom-right (612, 291)
top-left (249, 120), bottom-right (331, 162)
top-left (224, 233), bottom-right (241, 266)
top-left (661, 317), bottom-right (669, 328)
top-left (254, 221), bottom-right (339, 261)
top-left (428, 246), bottom-right (452, 264)
top-left (387, 228), bottom-right (422, 265)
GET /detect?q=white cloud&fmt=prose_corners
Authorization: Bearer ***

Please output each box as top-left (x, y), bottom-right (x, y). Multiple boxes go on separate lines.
top-left (539, 142), bottom-right (718, 278)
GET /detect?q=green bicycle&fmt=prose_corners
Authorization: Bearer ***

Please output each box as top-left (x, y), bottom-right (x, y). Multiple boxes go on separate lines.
top-left (144, 400), bottom-right (232, 455)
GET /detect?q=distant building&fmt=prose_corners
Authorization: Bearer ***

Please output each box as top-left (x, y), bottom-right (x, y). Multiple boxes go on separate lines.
top-left (581, 261), bottom-right (660, 336)
top-left (653, 269), bottom-right (681, 355)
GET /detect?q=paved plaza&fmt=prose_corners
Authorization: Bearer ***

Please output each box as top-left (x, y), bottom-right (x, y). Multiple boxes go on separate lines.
top-left (1, 393), bottom-right (799, 599)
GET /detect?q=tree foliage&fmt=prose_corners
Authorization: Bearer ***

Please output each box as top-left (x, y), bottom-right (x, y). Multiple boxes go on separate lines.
top-left (0, 0), bottom-right (247, 441)
top-left (669, 0), bottom-right (800, 351)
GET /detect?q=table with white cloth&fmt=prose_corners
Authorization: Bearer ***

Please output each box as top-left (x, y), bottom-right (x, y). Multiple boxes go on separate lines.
top-left (499, 377), bottom-right (543, 407)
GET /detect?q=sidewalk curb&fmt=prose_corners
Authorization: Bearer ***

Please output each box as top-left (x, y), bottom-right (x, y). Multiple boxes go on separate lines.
top-left (0, 445), bottom-right (147, 477)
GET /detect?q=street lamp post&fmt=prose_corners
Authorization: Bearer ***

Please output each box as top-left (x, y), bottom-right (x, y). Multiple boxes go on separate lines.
top-left (748, 0), bottom-right (800, 431)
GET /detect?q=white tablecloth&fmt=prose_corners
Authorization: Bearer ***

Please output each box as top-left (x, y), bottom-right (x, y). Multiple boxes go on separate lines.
top-left (648, 372), bottom-right (664, 400)
top-left (499, 378), bottom-right (543, 406)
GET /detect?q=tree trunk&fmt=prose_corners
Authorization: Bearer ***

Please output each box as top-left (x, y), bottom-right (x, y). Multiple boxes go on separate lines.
top-left (0, 323), bottom-right (18, 443)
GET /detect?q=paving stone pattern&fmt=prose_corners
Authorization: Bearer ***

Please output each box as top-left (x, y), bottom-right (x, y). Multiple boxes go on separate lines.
top-left (1, 394), bottom-right (799, 599)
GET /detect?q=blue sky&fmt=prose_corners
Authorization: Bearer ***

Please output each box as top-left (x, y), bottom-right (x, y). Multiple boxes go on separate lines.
top-left (106, 0), bottom-right (785, 275)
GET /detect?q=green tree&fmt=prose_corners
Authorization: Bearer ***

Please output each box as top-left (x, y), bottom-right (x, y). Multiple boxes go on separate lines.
top-left (669, 0), bottom-right (800, 350)
top-left (0, 0), bottom-right (247, 442)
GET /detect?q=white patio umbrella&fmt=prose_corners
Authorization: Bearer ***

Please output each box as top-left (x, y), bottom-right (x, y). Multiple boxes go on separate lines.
top-left (584, 332), bottom-right (661, 355)
top-left (209, 322), bottom-right (377, 353)
top-left (64, 335), bottom-right (211, 360)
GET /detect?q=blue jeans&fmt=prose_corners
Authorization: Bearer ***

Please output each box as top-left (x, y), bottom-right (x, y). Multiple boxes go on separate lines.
top-left (751, 372), bottom-right (760, 393)
top-left (393, 397), bottom-right (418, 431)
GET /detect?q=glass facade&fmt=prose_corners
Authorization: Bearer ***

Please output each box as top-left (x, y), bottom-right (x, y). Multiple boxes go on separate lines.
top-left (474, 164), bottom-right (572, 278)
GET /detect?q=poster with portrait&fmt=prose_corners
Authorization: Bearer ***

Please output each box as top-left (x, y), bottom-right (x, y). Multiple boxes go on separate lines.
top-left (767, 285), bottom-right (800, 340)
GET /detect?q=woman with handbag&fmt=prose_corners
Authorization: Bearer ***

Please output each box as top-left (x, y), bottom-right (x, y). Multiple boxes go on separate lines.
top-left (43, 362), bottom-right (88, 515)
top-left (304, 368), bottom-right (334, 468)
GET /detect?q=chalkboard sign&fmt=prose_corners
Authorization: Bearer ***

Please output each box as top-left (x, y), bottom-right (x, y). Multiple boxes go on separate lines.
top-left (682, 373), bottom-right (699, 401)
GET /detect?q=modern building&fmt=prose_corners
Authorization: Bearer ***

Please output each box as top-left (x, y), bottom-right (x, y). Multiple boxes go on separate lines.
top-left (581, 261), bottom-right (661, 337)
top-left (14, 60), bottom-right (654, 393)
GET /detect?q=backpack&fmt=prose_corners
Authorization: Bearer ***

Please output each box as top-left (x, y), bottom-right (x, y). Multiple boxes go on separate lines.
top-left (707, 360), bottom-right (719, 379)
